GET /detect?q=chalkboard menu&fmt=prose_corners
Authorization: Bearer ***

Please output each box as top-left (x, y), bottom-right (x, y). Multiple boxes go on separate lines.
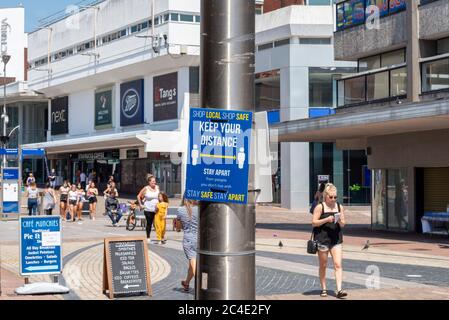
top-left (103, 237), bottom-right (152, 299)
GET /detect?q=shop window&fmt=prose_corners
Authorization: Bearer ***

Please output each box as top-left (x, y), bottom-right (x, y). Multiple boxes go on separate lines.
top-left (309, 71), bottom-right (333, 107)
top-left (358, 55), bottom-right (381, 72)
top-left (274, 39), bottom-right (290, 47)
top-left (366, 71), bottom-right (389, 101)
top-left (344, 76), bottom-right (366, 105)
top-left (300, 38), bottom-right (331, 45)
top-left (437, 37), bottom-right (449, 55)
top-left (387, 168), bottom-right (408, 230)
top-left (422, 58), bottom-right (449, 92)
top-left (255, 73), bottom-right (280, 113)
top-left (390, 67), bottom-right (407, 97)
top-left (258, 43), bottom-right (273, 51)
top-left (180, 14), bottom-right (194, 22)
top-left (372, 169), bottom-right (387, 228)
top-left (381, 49), bottom-right (405, 68)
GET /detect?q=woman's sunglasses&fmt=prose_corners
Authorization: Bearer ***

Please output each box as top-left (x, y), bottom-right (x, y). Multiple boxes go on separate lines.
top-left (328, 195), bottom-right (338, 199)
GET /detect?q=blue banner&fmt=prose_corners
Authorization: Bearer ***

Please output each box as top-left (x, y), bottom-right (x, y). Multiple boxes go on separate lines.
top-left (3, 168), bottom-right (19, 180)
top-left (20, 216), bottom-right (62, 276)
top-left (185, 108), bottom-right (252, 204)
top-left (3, 201), bottom-right (19, 214)
top-left (120, 79), bottom-right (144, 127)
top-left (22, 148), bottom-right (45, 156)
top-left (0, 149), bottom-right (18, 155)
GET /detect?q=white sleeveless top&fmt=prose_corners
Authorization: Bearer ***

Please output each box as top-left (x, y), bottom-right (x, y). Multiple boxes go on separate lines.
top-left (144, 187), bottom-right (159, 212)
top-left (27, 187), bottom-right (39, 199)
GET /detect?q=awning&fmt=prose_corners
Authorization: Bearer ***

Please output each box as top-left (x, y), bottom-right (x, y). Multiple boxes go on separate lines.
top-left (23, 130), bottom-right (150, 154)
top-left (272, 99), bottom-right (449, 143)
top-left (137, 130), bottom-right (187, 153)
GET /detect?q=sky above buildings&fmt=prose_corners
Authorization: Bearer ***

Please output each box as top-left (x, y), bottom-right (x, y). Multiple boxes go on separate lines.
top-left (1, 0), bottom-right (97, 32)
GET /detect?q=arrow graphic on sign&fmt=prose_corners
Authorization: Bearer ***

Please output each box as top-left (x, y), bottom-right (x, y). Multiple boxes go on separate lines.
top-left (25, 265), bottom-right (59, 271)
top-left (124, 284), bottom-right (140, 289)
top-left (200, 154), bottom-right (237, 160)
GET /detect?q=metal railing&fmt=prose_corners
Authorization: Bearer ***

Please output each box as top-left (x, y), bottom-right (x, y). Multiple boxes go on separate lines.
top-left (337, 66), bottom-right (407, 107)
top-left (336, 0), bottom-right (406, 31)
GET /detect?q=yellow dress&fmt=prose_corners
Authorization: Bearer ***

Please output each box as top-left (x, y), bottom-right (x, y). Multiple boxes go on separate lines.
top-left (155, 202), bottom-right (168, 241)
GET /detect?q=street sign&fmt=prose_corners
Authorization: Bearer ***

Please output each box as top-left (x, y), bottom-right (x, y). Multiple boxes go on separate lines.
top-left (103, 237), bottom-right (152, 299)
top-left (2, 167), bottom-right (19, 214)
top-left (185, 108), bottom-right (253, 204)
top-left (19, 216), bottom-right (62, 276)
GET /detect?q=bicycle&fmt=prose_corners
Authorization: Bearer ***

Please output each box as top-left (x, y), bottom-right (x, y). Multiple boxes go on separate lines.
top-left (125, 201), bottom-right (147, 231)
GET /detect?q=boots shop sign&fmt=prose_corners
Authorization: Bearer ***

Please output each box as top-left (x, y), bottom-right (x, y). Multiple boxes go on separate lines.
top-left (51, 97), bottom-right (69, 135)
top-left (120, 79), bottom-right (144, 127)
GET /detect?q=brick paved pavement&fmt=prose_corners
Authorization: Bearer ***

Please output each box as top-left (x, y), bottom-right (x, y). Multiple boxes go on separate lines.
top-left (2, 199), bottom-right (449, 300)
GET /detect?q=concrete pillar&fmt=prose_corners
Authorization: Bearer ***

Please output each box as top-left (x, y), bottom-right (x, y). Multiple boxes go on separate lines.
top-left (280, 66), bottom-right (309, 209)
top-left (406, 0), bottom-right (420, 103)
top-left (333, 144), bottom-right (344, 199)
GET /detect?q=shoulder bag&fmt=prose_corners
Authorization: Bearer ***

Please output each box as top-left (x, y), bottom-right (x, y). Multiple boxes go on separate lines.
top-left (307, 229), bottom-right (318, 254)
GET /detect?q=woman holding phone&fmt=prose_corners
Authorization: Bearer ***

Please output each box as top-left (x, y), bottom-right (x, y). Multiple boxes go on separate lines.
top-left (312, 183), bottom-right (347, 299)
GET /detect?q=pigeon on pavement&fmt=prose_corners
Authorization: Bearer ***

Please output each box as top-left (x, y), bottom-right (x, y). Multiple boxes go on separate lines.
top-left (278, 241), bottom-right (283, 248)
top-left (362, 240), bottom-right (370, 250)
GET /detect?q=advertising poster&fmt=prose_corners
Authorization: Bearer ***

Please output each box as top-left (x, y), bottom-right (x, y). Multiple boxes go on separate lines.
top-left (389, 0), bottom-right (406, 14)
top-left (366, 0), bottom-right (389, 17)
top-left (95, 88), bottom-right (113, 128)
top-left (185, 108), bottom-right (253, 205)
top-left (153, 72), bottom-right (178, 122)
top-left (120, 79), bottom-right (144, 127)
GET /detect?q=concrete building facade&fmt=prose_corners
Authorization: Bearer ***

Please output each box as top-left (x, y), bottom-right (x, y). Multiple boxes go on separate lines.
top-left (274, 0), bottom-right (449, 233)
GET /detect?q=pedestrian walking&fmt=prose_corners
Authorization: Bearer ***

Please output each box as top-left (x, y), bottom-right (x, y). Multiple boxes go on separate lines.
top-left (67, 184), bottom-right (79, 222)
top-left (137, 174), bottom-right (160, 242)
top-left (87, 181), bottom-right (99, 221)
top-left (310, 182), bottom-right (326, 214)
top-left (80, 171), bottom-right (87, 190)
top-left (176, 197), bottom-right (199, 292)
top-left (25, 182), bottom-right (39, 216)
top-left (48, 169), bottom-right (57, 189)
top-left (312, 183), bottom-right (347, 299)
top-left (76, 183), bottom-right (86, 221)
top-left (59, 180), bottom-right (70, 220)
top-left (26, 173), bottom-right (35, 187)
top-left (154, 192), bottom-right (169, 244)
top-left (42, 182), bottom-right (56, 215)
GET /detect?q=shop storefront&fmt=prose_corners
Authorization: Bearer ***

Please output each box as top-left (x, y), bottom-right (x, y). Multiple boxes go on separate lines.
top-left (120, 152), bottom-right (182, 197)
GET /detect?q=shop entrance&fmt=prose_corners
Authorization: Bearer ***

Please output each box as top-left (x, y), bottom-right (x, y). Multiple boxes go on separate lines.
top-left (152, 161), bottom-right (181, 197)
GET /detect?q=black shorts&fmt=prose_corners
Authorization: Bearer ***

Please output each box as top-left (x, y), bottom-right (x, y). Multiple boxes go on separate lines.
top-left (89, 197), bottom-right (97, 204)
top-left (69, 200), bottom-right (77, 206)
top-left (60, 194), bottom-right (68, 203)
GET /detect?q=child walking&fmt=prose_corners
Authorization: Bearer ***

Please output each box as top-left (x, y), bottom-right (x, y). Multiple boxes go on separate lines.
top-left (155, 192), bottom-right (169, 244)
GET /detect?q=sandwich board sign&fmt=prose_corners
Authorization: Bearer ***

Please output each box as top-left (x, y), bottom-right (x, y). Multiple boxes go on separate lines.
top-left (19, 216), bottom-right (62, 276)
top-left (103, 237), bottom-right (152, 299)
top-left (185, 108), bottom-right (253, 204)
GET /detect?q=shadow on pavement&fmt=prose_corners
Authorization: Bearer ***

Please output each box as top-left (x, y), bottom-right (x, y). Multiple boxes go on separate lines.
top-left (256, 223), bottom-right (449, 244)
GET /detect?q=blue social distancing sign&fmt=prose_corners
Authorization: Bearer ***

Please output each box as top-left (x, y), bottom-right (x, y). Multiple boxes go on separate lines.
top-left (20, 216), bottom-right (62, 276)
top-left (185, 108), bottom-right (253, 204)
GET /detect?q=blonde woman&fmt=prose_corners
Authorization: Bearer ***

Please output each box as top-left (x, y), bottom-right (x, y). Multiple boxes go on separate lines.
top-left (176, 197), bottom-right (199, 292)
top-left (312, 183), bottom-right (347, 299)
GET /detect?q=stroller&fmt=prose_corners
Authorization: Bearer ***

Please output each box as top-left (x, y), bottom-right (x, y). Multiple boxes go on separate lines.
top-left (105, 196), bottom-right (121, 227)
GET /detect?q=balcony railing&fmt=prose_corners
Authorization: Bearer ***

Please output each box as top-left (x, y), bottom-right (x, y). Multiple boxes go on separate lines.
top-left (336, 0), bottom-right (406, 31)
top-left (421, 55), bottom-right (449, 93)
top-left (337, 66), bottom-right (407, 107)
